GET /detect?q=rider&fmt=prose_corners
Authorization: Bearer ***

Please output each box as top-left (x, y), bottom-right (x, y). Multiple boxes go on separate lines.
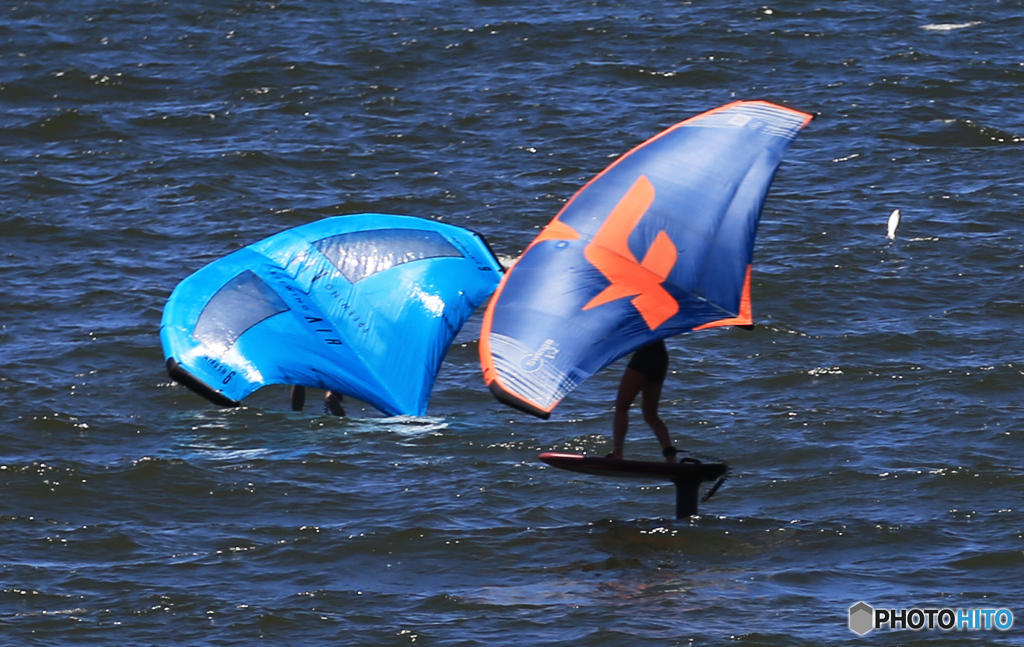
top-left (290, 386), bottom-right (345, 416)
top-left (607, 339), bottom-right (677, 464)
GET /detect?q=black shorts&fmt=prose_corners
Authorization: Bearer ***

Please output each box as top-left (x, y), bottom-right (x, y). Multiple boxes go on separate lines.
top-left (627, 340), bottom-right (668, 384)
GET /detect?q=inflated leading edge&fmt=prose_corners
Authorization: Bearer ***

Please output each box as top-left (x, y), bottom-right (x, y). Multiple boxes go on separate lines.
top-left (480, 101), bottom-right (813, 418)
top-left (161, 214), bottom-right (503, 416)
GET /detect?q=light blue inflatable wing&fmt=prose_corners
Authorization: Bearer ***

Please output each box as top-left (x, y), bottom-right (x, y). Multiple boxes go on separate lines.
top-left (161, 214), bottom-right (503, 416)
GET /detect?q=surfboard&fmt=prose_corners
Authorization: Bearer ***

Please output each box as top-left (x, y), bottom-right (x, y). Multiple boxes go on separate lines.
top-left (539, 452), bottom-right (727, 483)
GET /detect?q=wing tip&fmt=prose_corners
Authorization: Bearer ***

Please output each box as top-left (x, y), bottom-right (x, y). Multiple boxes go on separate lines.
top-left (488, 381), bottom-right (552, 420)
top-left (166, 357), bottom-right (241, 408)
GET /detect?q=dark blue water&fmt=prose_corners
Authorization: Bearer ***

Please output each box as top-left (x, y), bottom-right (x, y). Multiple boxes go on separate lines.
top-left (3, 1), bottom-right (1024, 644)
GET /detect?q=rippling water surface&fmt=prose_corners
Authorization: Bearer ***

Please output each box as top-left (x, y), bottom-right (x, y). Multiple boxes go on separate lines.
top-left (3, 1), bottom-right (1024, 645)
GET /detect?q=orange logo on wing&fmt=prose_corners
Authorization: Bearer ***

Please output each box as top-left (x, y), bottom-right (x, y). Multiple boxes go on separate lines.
top-left (582, 175), bottom-right (679, 329)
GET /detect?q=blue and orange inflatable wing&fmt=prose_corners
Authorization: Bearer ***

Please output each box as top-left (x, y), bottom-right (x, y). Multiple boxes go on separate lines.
top-left (161, 214), bottom-right (503, 416)
top-left (480, 101), bottom-right (812, 418)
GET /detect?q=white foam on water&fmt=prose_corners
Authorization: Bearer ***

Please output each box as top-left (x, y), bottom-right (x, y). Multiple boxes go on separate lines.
top-left (921, 21), bottom-right (982, 31)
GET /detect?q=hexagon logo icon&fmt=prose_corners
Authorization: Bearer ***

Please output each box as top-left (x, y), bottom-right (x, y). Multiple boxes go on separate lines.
top-left (849, 601), bottom-right (874, 636)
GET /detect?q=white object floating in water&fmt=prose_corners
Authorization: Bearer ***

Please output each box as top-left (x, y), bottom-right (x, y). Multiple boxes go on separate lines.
top-left (921, 21), bottom-right (982, 32)
top-left (887, 209), bottom-right (901, 239)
